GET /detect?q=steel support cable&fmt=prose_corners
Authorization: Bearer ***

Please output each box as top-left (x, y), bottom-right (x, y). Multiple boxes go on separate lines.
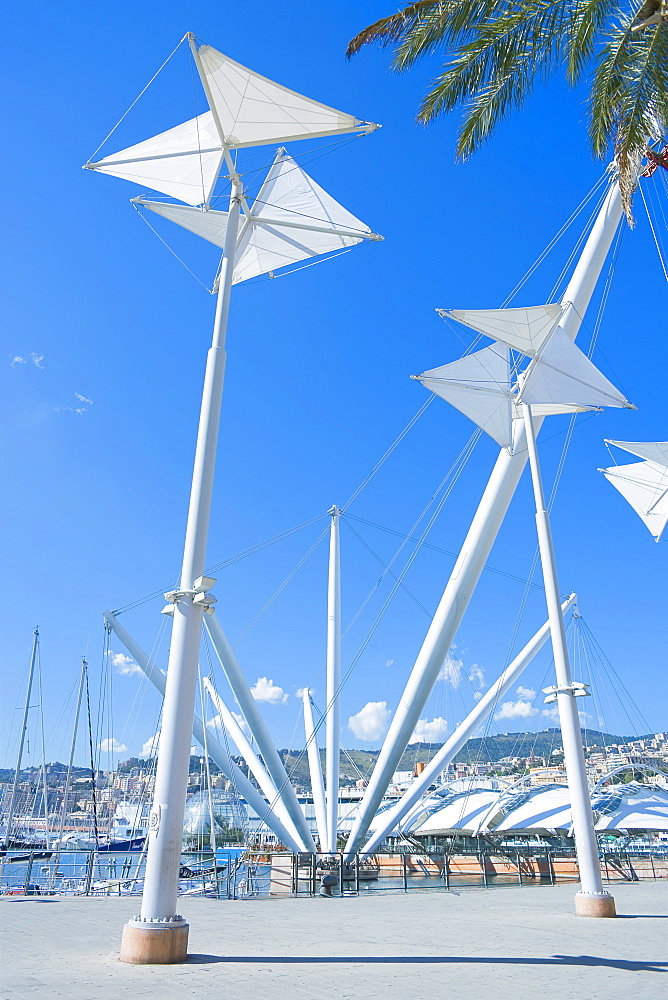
top-left (280, 430), bottom-right (482, 795)
top-left (343, 513), bottom-right (545, 592)
top-left (86, 34), bottom-right (189, 163)
top-left (640, 181), bottom-right (668, 281)
top-left (576, 618), bottom-right (652, 736)
top-left (113, 513), bottom-right (327, 614)
top-left (342, 519), bottom-right (433, 617)
top-left (231, 524), bottom-right (330, 649)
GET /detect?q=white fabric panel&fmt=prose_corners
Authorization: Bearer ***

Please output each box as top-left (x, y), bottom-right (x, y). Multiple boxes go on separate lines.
top-left (513, 401), bottom-right (594, 418)
top-left (139, 199), bottom-right (230, 247)
top-left (444, 304), bottom-right (563, 356)
top-left (593, 782), bottom-right (668, 831)
top-left (521, 330), bottom-right (631, 409)
top-left (90, 113), bottom-right (222, 206)
top-left (412, 790), bottom-right (500, 834)
top-left (252, 151), bottom-right (372, 235)
top-left (607, 440), bottom-right (668, 467)
top-left (491, 786), bottom-right (573, 832)
top-left (417, 346), bottom-right (514, 449)
top-left (602, 461), bottom-right (668, 540)
top-left (233, 153), bottom-right (371, 282)
top-left (198, 45), bottom-right (369, 147)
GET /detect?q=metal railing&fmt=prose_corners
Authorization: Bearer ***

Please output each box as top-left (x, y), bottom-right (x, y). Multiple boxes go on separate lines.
top-left (0, 846), bottom-right (665, 898)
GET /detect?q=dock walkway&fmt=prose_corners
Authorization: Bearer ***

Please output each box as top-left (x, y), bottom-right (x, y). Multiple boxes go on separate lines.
top-left (3, 881), bottom-right (666, 999)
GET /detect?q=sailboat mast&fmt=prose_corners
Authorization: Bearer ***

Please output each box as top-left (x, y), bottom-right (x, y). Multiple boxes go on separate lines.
top-left (521, 404), bottom-right (614, 914)
top-left (325, 506), bottom-right (341, 853)
top-left (84, 659), bottom-right (100, 850)
top-left (345, 180), bottom-right (624, 859)
top-left (4, 627), bottom-right (39, 848)
top-left (55, 658), bottom-right (87, 848)
top-left (137, 173), bottom-right (242, 925)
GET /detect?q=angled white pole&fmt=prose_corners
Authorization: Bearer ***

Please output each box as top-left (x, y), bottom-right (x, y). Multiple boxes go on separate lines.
top-left (359, 593), bottom-right (577, 857)
top-left (521, 405), bottom-right (614, 916)
top-left (303, 689), bottom-right (328, 849)
top-left (104, 611), bottom-right (304, 853)
top-left (204, 613), bottom-right (316, 851)
top-left (4, 627), bottom-right (39, 848)
top-left (325, 506), bottom-right (341, 852)
top-left (202, 677), bottom-right (307, 849)
top-left (345, 179), bottom-right (624, 858)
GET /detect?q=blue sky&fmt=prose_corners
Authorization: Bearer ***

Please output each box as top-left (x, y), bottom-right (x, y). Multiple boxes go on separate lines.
top-left (2, 0), bottom-right (666, 772)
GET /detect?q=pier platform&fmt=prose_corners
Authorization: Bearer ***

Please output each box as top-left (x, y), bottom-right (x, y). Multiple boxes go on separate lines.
top-left (3, 882), bottom-right (666, 999)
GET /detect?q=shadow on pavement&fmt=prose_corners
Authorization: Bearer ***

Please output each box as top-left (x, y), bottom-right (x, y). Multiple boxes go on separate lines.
top-left (187, 954), bottom-right (666, 972)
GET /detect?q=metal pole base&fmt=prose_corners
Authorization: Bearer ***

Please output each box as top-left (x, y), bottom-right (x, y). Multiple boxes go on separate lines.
top-left (574, 892), bottom-right (616, 918)
top-left (119, 918), bottom-right (189, 964)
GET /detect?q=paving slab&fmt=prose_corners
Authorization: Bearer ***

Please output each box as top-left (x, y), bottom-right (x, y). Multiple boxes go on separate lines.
top-left (2, 882), bottom-right (666, 1000)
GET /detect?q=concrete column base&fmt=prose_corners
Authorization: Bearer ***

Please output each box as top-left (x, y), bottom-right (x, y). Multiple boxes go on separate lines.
top-left (575, 891), bottom-right (616, 918)
top-left (119, 917), bottom-right (189, 964)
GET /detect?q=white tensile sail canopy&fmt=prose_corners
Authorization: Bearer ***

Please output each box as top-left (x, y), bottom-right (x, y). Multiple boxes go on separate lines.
top-left (196, 44), bottom-right (377, 148)
top-left (520, 329), bottom-right (632, 409)
top-left (414, 346), bottom-right (515, 449)
top-left (606, 440), bottom-right (668, 467)
top-left (86, 113), bottom-right (223, 207)
top-left (438, 304), bottom-right (564, 356)
top-left (85, 38), bottom-right (377, 207)
top-left (136, 150), bottom-right (381, 283)
top-left (601, 447), bottom-right (668, 541)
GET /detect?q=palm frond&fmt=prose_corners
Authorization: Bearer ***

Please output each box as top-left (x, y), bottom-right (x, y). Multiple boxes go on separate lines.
top-left (346, 1), bottom-right (446, 58)
top-left (566, 0), bottom-right (611, 82)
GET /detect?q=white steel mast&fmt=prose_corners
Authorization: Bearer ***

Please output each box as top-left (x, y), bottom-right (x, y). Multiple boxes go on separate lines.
top-left (345, 181), bottom-right (624, 859)
top-left (522, 406), bottom-right (615, 915)
top-left (325, 506), bottom-right (341, 853)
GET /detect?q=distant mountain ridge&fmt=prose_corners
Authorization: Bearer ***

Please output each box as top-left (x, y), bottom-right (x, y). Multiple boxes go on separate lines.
top-left (279, 729), bottom-right (652, 788)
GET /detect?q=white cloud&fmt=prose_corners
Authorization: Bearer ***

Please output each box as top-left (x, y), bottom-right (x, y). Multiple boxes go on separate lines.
top-left (98, 737), bottom-right (127, 754)
top-left (10, 356), bottom-right (26, 366)
top-left (542, 705), bottom-right (560, 721)
top-left (386, 659), bottom-right (394, 667)
top-left (296, 687), bottom-right (312, 699)
top-left (473, 691), bottom-right (483, 702)
top-left (516, 685), bottom-right (536, 700)
top-left (55, 392), bottom-right (93, 416)
top-left (250, 676), bottom-right (288, 705)
top-left (141, 733), bottom-right (160, 757)
top-left (468, 664), bottom-right (486, 689)
top-left (494, 699), bottom-right (539, 721)
top-left (439, 649), bottom-right (463, 688)
top-left (409, 717), bottom-right (449, 744)
top-left (111, 651), bottom-right (142, 676)
top-left (348, 701), bottom-right (391, 742)
top-left (31, 353), bottom-right (45, 369)
top-left (209, 711), bottom-right (251, 739)
top-left (75, 392), bottom-right (93, 405)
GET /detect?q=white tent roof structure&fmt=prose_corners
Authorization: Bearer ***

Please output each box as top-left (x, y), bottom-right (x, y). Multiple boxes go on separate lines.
top-left (85, 37), bottom-right (378, 207)
top-left (592, 781), bottom-right (668, 831)
top-left (137, 150), bottom-right (381, 284)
